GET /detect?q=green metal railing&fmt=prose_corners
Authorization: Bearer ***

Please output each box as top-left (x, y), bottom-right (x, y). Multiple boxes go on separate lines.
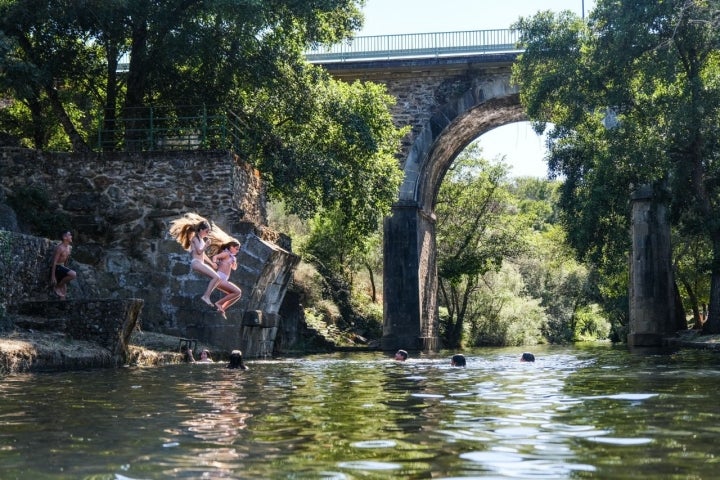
top-left (305, 29), bottom-right (521, 63)
top-left (95, 105), bottom-right (234, 152)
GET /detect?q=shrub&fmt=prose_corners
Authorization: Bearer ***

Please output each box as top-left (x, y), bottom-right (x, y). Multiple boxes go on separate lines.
top-left (573, 304), bottom-right (611, 342)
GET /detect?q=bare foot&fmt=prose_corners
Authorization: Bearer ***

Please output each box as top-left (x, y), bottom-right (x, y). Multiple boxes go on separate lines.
top-left (53, 288), bottom-right (66, 300)
top-left (201, 296), bottom-right (213, 307)
top-left (217, 308), bottom-right (227, 320)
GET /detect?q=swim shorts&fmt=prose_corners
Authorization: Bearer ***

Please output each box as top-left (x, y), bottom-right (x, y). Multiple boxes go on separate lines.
top-left (55, 265), bottom-right (71, 281)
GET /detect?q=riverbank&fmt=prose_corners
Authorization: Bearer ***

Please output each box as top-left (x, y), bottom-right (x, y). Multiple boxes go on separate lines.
top-left (3, 328), bottom-right (720, 375)
top-left (0, 328), bottom-right (212, 374)
top-left (666, 329), bottom-right (720, 350)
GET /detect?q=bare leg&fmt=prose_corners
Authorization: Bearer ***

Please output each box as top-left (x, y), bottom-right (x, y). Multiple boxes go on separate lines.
top-left (191, 261), bottom-right (221, 305)
top-left (201, 278), bottom-right (220, 305)
top-left (55, 270), bottom-right (76, 299)
top-left (219, 290), bottom-right (242, 312)
top-left (215, 282), bottom-right (242, 316)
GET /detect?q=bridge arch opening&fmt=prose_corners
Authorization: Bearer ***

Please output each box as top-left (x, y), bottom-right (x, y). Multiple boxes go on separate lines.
top-left (382, 90), bottom-right (531, 352)
top-left (477, 121), bottom-right (550, 179)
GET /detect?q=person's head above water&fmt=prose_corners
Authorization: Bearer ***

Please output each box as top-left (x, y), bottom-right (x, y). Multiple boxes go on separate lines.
top-left (520, 352), bottom-right (535, 362)
top-left (228, 350), bottom-right (248, 370)
top-left (451, 354), bottom-right (466, 367)
top-left (394, 349), bottom-right (408, 361)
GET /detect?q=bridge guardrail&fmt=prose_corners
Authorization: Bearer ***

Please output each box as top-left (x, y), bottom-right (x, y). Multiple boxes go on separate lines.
top-left (306, 29), bottom-right (521, 63)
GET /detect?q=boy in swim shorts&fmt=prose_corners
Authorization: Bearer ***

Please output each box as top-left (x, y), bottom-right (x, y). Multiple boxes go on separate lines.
top-left (50, 230), bottom-right (77, 299)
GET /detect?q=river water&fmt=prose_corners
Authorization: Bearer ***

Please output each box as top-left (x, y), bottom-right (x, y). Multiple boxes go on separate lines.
top-left (2, 344), bottom-right (720, 479)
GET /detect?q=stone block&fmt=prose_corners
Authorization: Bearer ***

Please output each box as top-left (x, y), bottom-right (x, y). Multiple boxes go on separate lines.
top-left (8, 298), bottom-right (144, 363)
top-left (262, 312), bottom-right (280, 328)
top-left (243, 310), bottom-right (262, 326)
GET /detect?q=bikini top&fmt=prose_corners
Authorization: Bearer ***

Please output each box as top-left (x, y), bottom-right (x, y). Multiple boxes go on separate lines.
top-left (219, 249), bottom-right (237, 265)
top-left (191, 235), bottom-right (206, 253)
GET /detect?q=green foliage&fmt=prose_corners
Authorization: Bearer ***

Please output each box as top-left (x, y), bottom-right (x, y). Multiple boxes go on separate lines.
top-left (510, 176), bottom-right (561, 230)
top-left (0, 6), bottom-right (372, 161)
top-left (253, 78), bottom-right (406, 229)
top-left (673, 229), bottom-right (712, 328)
top-left (435, 145), bottom-right (530, 347)
top-left (517, 225), bottom-right (600, 343)
top-left (573, 304), bottom-right (611, 342)
top-left (432, 139), bottom-right (611, 347)
top-left (512, 0), bottom-right (720, 333)
top-left (267, 200), bottom-right (310, 243)
top-left (6, 186), bottom-right (72, 238)
top-left (1, 1), bottom-right (406, 268)
top-left (468, 263), bottom-right (548, 347)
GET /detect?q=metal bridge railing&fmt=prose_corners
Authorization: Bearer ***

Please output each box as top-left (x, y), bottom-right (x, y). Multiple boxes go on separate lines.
top-left (305, 29), bottom-right (521, 63)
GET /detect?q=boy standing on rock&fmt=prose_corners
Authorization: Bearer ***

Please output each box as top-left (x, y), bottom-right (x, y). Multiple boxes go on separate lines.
top-left (50, 230), bottom-right (76, 299)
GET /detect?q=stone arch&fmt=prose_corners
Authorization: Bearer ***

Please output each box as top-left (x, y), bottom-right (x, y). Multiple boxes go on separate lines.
top-left (382, 83), bottom-right (526, 352)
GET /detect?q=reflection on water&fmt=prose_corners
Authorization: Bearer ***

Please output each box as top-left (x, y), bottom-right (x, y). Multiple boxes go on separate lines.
top-left (2, 345), bottom-right (720, 478)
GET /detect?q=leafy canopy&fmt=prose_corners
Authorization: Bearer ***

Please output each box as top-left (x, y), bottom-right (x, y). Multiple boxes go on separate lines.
top-left (512, 0), bottom-right (720, 331)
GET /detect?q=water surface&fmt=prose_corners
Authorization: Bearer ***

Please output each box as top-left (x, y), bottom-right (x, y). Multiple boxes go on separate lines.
top-left (2, 344), bottom-right (720, 479)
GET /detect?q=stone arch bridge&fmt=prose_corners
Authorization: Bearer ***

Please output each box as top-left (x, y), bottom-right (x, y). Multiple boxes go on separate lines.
top-left (313, 35), bottom-right (679, 352)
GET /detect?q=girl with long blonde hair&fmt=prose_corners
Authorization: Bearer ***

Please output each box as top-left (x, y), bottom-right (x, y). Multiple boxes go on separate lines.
top-left (168, 213), bottom-right (222, 307)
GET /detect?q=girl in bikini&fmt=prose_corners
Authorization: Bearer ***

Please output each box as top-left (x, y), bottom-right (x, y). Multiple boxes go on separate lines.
top-left (208, 226), bottom-right (243, 319)
top-left (168, 213), bottom-right (222, 307)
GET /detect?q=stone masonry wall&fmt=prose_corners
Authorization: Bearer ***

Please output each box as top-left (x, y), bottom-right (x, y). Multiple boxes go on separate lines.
top-left (328, 64), bottom-right (515, 167)
top-left (0, 148), bottom-right (298, 353)
top-left (0, 230), bottom-right (56, 309)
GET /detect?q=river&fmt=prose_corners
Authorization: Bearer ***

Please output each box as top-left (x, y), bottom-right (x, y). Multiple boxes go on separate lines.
top-left (1, 343), bottom-right (719, 479)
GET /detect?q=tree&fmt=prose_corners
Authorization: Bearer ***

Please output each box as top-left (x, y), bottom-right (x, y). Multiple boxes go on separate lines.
top-left (0, 0), bottom-right (366, 148)
top-left (0, 0), bottom-right (102, 150)
top-left (435, 145), bottom-right (527, 348)
top-left (1, 0), bottom-right (407, 256)
top-left (673, 229), bottom-right (712, 328)
top-left (512, 0), bottom-right (720, 334)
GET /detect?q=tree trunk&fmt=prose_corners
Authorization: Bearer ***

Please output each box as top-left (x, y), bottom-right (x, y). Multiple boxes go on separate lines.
top-left (102, 43), bottom-right (120, 152)
top-left (123, 22), bottom-right (149, 151)
top-left (44, 85), bottom-right (89, 153)
top-left (703, 237), bottom-right (720, 334)
top-left (365, 263), bottom-right (376, 303)
top-left (27, 98), bottom-right (46, 150)
top-left (678, 274), bottom-right (701, 328)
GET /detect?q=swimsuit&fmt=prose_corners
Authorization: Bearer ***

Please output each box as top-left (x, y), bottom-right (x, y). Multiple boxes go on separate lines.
top-left (216, 250), bottom-right (236, 281)
top-left (190, 258), bottom-right (206, 269)
top-left (55, 265), bottom-right (71, 281)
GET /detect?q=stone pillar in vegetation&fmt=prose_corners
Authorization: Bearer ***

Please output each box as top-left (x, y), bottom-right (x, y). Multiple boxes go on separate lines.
top-left (628, 184), bottom-right (679, 347)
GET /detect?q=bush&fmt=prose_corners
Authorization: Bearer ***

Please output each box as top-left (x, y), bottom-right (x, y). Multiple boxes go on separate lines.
top-left (467, 264), bottom-right (548, 346)
top-left (573, 304), bottom-right (611, 342)
top-left (470, 294), bottom-right (547, 346)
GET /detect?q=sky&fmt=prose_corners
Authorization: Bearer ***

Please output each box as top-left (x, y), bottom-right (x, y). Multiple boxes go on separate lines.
top-left (356, 0), bottom-right (597, 177)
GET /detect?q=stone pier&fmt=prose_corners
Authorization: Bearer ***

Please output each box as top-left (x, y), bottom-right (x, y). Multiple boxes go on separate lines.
top-left (628, 185), bottom-right (682, 347)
